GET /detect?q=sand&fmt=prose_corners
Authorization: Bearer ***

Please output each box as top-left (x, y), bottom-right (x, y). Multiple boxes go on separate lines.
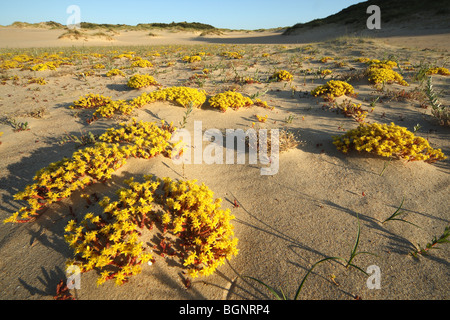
top-left (0, 25), bottom-right (448, 302)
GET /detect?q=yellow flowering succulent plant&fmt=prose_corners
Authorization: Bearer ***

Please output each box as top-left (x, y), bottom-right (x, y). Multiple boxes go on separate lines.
top-left (99, 118), bottom-right (177, 159)
top-left (256, 114), bottom-right (268, 123)
top-left (131, 59), bottom-right (153, 68)
top-left (365, 59), bottom-right (398, 69)
top-left (0, 60), bottom-right (20, 70)
top-left (28, 77), bottom-right (47, 85)
top-left (70, 87), bottom-right (207, 123)
top-left (270, 70), bottom-right (294, 82)
top-left (182, 55), bottom-right (202, 63)
top-left (70, 93), bottom-right (112, 110)
top-left (133, 86), bottom-right (207, 109)
top-left (65, 177), bottom-right (159, 286)
top-left (222, 51), bottom-right (243, 59)
top-left (65, 175), bottom-right (238, 286)
top-left (113, 52), bottom-right (135, 60)
top-left (333, 122), bottom-right (447, 163)
top-left (4, 143), bottom-right (128, 223)
top-left (159, 177), bottom-right (239, 278)
top-left (90, 100), bottom-right (135, 121)
top-left (3, 119), bottom-right (177, 224)
top-left (320, 56), bottom-right (334, 63)
top-left (92, 63), bottom-right (105, 70)
top-left (426, 67), bottom-right (450, 76)
top-left (31, 61), bottom-right (60, 71)
top-left (311, 80), bottom-right (356, 99)
top-left (365, 59), bottom-right (408, 87)
top-left (335, 100), bottom-right (368, 123)
top-left (208, 91), bottom-right (253, 112)
top-left (106, 68), bottom-right (126, 77)
top-left (127, 74), bottom-right (159, 89)
top-left (252, 98), bottom-right (274, 110)
top-left (0, 52), bottom-right (72, 71)
top-left (208, 91), bottom-right (274, 112)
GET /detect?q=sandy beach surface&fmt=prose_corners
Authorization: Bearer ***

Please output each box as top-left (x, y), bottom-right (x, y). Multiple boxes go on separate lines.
top-left (0, 25), bottom-right (448, 302)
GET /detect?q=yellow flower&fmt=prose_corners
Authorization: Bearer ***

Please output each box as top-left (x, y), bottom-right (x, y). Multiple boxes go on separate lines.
top-left (333, 122), bottom-right (446, 163)
top-left (270, 70), bottom-right (293, 82)
top-left (188, 269), bottom-right (199, 278)
top-left (426, 67), bottom-right (450, 76)
top-left (127, 74), bottom-right (158, 89)
top-left (311, 80), bottom-right (355, 99)
top-left (365, 60), bottom-right (408, 86)
top-left (182, 55), bottom-right (202, 63)
top-left (114, 271), bottom-right (127, 286)
top-left (209, 91), bottom-right (253, 112)
top-left (106, 69), bottom-right (126, 77)
top-left (256, 114), bottom-right (268, 123)
top-left (131, 59), bottom-right (153, 68)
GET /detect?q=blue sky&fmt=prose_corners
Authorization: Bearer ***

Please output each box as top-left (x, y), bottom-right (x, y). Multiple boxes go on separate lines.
top-left (0, 0), bottom-right (365, 30)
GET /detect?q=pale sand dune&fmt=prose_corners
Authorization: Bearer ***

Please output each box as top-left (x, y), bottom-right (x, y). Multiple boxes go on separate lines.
top-left (1, 25), bottom-right (449, 49)
top-left (0, 25), bottom-right (448, 302)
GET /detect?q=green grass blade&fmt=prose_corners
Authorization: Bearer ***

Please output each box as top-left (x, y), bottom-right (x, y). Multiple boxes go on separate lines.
top-left (382, 197), bottom-right (421, 228)
top-left (244, 276), bottom-right (284, 300)
top-left (386, 217), bottom-right (421, 229)
top-left (382, 197), bottom-right (405, 223)
top-left (294, 256), bottom-right (344, 300)
top-left (347, 215), bottom-right (361, 266)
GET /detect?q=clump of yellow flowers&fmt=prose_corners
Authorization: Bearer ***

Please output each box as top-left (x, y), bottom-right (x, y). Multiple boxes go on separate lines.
top-left (209, 91), bottom-right (253, 112)
top-left (256, 114), bottom-right (268, 123)
top-left (270, 70), bottom-right (294, 82)
top-left (65, 176), bottom-right (159, 286)
top-left (131, 58), bottom-right (153, 68)
top-left (4, 143), bottom-right (128, 223)
top-left (320, 56), bottom-right (334, 63)
top-left (28, 77), bottom-right (47, 85)
top-left (365, 60), bottom-right (408, 87)
top-left (69, 93), bottom-right (133, 123)
top-left (70, 93), bottom-right (112, 110)
top-left (364, 59), bottom-right (398, 69)
top-left (65, 175), bottom-right (238, 286)
top-left (311, 80), bottom-right (356, 99)
top-left (335, 99), bottom-right (368, 123)
top-left (426, 67), bottom-right (450, 76)
top-left (182, 55), bottom-right (202, 63)
top-left (0, 60), bottom-right (20, 70)
top-left (209, 91), bottom-right (274, 112)
top-left (92, 63), bottom-right (105, 70)
top-left (333, 122), bottom-right (447, 163)
top-left (3, 119), bottom-right (177, 224)
top-left (31, 62), bottom-right (60, 71)
top-left (106, 69), bottom-right (126, 77)
top-left (69, 87), bottom-right (207, 123)
top-left (252, 98), bottom-right (274, 110)
top-left (99, 118), bottom-right (177, 160)
top-left (159, 177), bottom-right (239, 279)
top-left (0, 52), bottom-right (72, 71)
top-left (222, 51), bottom-right (243, 59)
top-left (355, 57), bottom-right (370, 63)
top-left (133, 86), bottom-right (207, 109)
top-left (90, 100), bottom-right (136, 122)
top-left (127, 74), bottom-right (159, 89)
